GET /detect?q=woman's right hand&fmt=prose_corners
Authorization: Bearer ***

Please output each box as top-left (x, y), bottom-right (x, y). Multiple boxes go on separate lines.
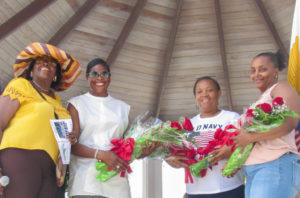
top-left (66, 131), bottom-right (78, 145)
top-left (100, 150), bottom-right (128, 172)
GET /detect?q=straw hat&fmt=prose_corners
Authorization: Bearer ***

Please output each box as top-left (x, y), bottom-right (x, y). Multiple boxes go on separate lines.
top-left (13, 42), bottom-right (82, 91)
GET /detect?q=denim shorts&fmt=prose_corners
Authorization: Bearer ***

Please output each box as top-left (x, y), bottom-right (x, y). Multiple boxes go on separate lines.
top-left (242, 152), bottom-right (300, 198)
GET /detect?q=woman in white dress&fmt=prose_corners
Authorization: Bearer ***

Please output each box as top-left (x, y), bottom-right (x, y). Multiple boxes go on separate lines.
top-left (67, 58), bottom-right (131, 198)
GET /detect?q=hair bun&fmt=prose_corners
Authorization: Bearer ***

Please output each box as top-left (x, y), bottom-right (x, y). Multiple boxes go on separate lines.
top-left (275, 49), bottom-right (286, 71)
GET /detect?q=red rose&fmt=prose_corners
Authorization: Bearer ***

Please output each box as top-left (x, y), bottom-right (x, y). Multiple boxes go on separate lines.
top-left (171, 122), bottom-right (182, 130)
top-left (257, 103), bottom-right (272, 113)
top-left (224, 124), bottom-right (237, 131)
top-left (182, 117), bottom-right (194, 131)
top-left (272, 97), bottom-right (284, 106)
top-left (246, 109), bottom-right (254, 118)
top-left (214, 128), bottom-right (224, 140)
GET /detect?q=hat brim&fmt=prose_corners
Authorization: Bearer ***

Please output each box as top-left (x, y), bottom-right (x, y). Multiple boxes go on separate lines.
top-left (13, 42), bottom-right (82, 91)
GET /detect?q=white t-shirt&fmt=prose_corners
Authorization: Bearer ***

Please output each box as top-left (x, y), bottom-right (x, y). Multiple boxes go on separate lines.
top-left (186, 110), bottom-right (244, 195)
top-left (68, 93), bottom-right (131, 198)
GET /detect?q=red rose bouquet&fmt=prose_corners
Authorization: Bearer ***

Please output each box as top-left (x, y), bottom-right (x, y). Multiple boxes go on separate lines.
top-left (188, 124), bottom-right (239, 179)
top-left (222, 97), bottom-right (300, 176)
top-left (95, 113), bottom-right (199, 182)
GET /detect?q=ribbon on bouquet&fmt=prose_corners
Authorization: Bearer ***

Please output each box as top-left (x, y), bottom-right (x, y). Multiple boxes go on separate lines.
top-left (214, 124), bottom-right (240, 152)
top-left (172, 149), bottom-right (197, 183)
top-left (110, 137), bottom-right (135, 177)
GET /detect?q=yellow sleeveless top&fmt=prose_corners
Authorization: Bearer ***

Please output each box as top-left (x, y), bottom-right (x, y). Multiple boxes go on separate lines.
top-left (0, 78), bottom-right (70, 163)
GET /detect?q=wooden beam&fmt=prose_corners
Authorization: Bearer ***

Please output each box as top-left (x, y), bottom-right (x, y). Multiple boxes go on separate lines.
top-left (214, 0), bottom-right (233, 110)
top-left (0, 0), bottom-right (55, 40)
top-left (253, 0), bottom-right (289, 59)
top-left (106, 0), bottom-right (147, 65)
top-left (48, 0), bottom-right (99, 45)
top-left (153, 0), bottom-right (183, 117)
top-left (147, 2), bottom-right (183, 198)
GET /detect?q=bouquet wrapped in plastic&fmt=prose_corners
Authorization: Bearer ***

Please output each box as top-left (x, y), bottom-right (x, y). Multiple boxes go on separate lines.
top-left (187, 124), bottom-right (239, 179)
top-left (95, 112), bottom-right (199, 182)
top-left (222, 97), bottom-right (300, 176)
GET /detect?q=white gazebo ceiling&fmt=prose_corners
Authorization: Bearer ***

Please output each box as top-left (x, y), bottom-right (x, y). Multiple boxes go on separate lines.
top-left (0, 0), bottom-right (295, 121)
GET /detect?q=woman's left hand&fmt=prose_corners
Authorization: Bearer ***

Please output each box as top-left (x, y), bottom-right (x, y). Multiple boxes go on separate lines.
top-left (67, 131), bottom-right (78, 145)
top-left (137, 140), bottom-right (161, 159)
top-left (231, 129), bottom-right (253, 149)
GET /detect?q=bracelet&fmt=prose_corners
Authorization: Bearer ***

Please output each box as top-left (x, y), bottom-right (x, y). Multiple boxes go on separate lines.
top-left (94, 149), bottom-right (99, 159)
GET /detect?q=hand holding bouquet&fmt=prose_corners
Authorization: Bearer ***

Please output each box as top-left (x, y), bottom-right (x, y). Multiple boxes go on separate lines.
top-left (222, 97), bottom-right (300, 176)
top-left (188, 124), bottom-right (239, 178)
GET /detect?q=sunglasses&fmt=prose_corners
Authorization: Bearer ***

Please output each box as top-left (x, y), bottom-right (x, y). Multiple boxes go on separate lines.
top-left (88, 70), bottom-right (110, 79)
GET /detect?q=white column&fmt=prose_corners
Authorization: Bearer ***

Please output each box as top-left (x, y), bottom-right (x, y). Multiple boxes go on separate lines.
top-left (143, 159), bottom-right (162, 198)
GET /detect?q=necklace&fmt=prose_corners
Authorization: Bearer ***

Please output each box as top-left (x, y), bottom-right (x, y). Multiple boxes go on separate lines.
top-left (32, 80), bottom-right (51, 93)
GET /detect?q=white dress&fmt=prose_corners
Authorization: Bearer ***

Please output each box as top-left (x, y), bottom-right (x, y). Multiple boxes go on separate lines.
top-left (68, 93), bottom-right (131, 198)
top-left (187, 110), bottom-right (244, 195)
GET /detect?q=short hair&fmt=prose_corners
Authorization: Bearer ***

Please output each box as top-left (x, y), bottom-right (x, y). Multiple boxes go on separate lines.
top-left (193, 76), bottom-right (221, 96)
top-left (86, 58), bottom-right (110, 74)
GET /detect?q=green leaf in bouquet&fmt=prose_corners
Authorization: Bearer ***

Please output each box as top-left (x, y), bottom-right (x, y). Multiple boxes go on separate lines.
top-left (222, 143), bottom-right (253, 176)
top-left (153, 135), bottom-right (181, 145)
top-left (131, 136), bottom-right (152, 160)
top-left (95, 162), bottom-right (118, 182)
top-left (283, 110), bottom-right (300, 118)
top-left (96, 169), bottom-right (118, 182)
top-left (189, 155), bottom-right (213, 177)
top-left (244, 119), bottom-right (284, 132)
top-left (95, 161), bottom-right (108, 171)
top-left (148, 146), bottom-right (170, 158)
top-left (183, 136), bottom-right (199, 148)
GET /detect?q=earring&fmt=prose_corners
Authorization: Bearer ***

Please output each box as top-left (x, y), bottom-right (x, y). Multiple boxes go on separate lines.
top-left (53, 76), bottom-right (57, 82)
top-left (30, 71), bottom-right (33, 78)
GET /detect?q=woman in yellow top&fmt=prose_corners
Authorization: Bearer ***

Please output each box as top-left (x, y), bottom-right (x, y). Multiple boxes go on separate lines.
top-left (0, 42), bottom-right (81, 198)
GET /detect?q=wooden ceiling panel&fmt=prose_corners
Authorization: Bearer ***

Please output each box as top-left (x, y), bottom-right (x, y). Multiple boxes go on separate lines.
top-left (181, 0), bottom-right (212, 10)
top-left (123, 43), bottom-right (164, 58)
top-left (172, 47), bottom-right (220, 58)
top-left (0, 0), bottom-right (296, 122)
top-left (66, 0), bottom-right (86, 11)
top-left (148, 0), bottom-right (176, 8)
top-left (262, 0), bottom-right (295, 50)
top-left (0, 0), bottom-right (33, 25)
top-left (110, 71), bottom-right (159, 90)
top-left (108, 85), bottom-right (158, 102)
top-left (75, 17), bottom-right (124, 40)
top-left (112, 60), bottom-right (162, 75)
top-left (144, 2), bottom-right (175, 17)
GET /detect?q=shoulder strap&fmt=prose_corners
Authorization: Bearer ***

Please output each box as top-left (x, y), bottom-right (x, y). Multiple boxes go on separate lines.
top-left (30, 81), bottom-right (59, 119)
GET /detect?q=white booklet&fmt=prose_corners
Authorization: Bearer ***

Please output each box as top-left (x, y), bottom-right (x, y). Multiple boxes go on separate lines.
top-left (50, 119), bottom-right (72, 164)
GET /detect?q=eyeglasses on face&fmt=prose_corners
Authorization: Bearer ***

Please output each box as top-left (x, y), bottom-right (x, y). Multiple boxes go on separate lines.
top-left (36, 56), bottom-right (58, 67)
top-left (88, 70), bottom-right (110, 79)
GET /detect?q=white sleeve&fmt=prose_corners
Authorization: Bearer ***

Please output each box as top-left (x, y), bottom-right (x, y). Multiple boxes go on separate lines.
top-left (222, 111), bottom-right (240, 129)
top-left (67, 96), bottom-right (80, 110)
